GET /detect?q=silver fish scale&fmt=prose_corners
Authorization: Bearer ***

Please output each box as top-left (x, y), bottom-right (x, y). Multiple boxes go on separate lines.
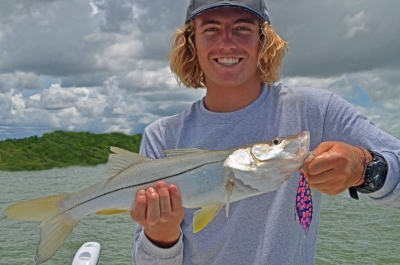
top-left (59, 150), bottom-right (233, 220)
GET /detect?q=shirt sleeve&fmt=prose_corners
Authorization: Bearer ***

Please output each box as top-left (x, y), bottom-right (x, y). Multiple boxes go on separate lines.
top-left (132, 122), bottom-right (184, 264)
top-left (323, 93), bottom-right (400, 207)
top-left (132, 223), bottom-right (183, 265)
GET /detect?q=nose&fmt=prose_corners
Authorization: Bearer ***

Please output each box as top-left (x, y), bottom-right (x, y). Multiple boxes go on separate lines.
top-left (218, 27), bottom-right (236, 50)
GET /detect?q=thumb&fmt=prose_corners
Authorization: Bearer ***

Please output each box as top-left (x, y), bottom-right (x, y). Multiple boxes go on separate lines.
top-left (303, 142), bottom-right (336, 172)
top-left (310, 141), bottom-right (336, 157)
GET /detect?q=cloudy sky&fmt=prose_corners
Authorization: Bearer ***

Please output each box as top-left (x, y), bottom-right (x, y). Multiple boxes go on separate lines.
top-left (0, 0), bottom-right (399, 141)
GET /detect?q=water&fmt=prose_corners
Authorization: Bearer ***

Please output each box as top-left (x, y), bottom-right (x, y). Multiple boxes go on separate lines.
top-left (0, 165), bottom-right (134, 265)
top-left (1, 166), bottom-right (400, 264)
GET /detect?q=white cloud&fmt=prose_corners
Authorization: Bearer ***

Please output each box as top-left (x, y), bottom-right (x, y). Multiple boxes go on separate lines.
top-left (40, 84), bottom-right (79, 110)
top-left (356, 105), bottom-right (400, 138)
top-left (346, 70), bottom-right (400, 102)
top-left (280, 75), bottom-right (355, 99)
top-left (0, 0), bottom-right (398, 141)
top-left (0, 72), bottom-right (44, 92)
top-left (89, 0), bottom-right (101, 17)
top-left (342, 11), bottom-right (369, 39)
top-left (384, 99), bottom-right (400, 111)
top-left (282, 71), bottom-right (400, 139)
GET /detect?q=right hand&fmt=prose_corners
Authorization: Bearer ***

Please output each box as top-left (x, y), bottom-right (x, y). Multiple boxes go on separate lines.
top-left (303, 142), bottom-right (371, 195)
top-left (130, 180), bottom-right (184, 248)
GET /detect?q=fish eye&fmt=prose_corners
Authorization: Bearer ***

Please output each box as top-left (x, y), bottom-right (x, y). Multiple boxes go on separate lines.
top-left (272, 138), bottom-right (281, 145)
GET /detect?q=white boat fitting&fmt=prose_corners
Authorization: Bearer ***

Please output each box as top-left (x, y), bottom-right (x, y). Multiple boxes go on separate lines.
top-left (72, 242), bottom-right (101, 265)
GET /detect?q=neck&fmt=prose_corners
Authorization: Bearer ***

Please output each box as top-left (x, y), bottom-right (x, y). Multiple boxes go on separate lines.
top-left (203, 82), bottom-right (263, 113)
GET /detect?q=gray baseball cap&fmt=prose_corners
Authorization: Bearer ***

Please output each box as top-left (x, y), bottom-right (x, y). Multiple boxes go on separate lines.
top-left (185, 0), bottom-right (270, 24)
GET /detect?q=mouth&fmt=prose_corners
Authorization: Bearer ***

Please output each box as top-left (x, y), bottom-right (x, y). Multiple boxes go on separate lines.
top-left (298, 131), bottom-right (310, 150)
top-left (216, 57), bottom-right (242, 66)
top-left (296, 131), bottom-right (310, 159)
top-left (281, 131), bottom-right (310, 159)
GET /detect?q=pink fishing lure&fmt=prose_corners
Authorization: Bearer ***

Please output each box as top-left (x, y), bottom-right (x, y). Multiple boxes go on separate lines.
top-left (295, 169), bottom-right (313, 231)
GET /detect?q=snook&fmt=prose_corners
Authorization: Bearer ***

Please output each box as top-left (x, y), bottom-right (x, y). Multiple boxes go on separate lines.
top-left (4, 131), bottom-right (310, 264)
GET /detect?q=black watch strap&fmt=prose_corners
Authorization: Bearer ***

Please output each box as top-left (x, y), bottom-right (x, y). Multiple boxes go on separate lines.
top-left (349, 150), bottom-right (388, 200)
top-left (349, 187), bottom-right (359, 200)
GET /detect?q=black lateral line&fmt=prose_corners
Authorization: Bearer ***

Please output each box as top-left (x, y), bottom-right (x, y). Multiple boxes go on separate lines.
top-left (62, 159), bottom-right (224, 213)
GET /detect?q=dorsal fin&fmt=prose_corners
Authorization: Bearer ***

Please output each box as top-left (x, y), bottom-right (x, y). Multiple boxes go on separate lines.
top-left (106, 147), bottom-right (150, 178)
top-left (164, 148), bottom-right (208, 157)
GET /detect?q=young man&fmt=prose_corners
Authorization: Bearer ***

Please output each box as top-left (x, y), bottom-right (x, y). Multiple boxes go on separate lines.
top-left (131, 0), bottom-right (400, 264)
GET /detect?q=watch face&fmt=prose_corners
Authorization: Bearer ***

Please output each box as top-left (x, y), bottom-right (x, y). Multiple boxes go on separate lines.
top-left (371, 163), bottom-right (386, 189)
top-left (354, 151), bottom-right (388, 194)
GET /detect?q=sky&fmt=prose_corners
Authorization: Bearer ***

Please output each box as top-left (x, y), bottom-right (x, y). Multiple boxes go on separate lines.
top-left (0, 0), bottom-right (399, 141)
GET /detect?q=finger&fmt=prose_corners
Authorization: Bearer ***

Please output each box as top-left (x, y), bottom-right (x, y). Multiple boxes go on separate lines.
top-left (146, 187), bottom-right (160, 225)
top-left (314, 185), bottom-right (345, 195)
top-left (302, 152), bottom-right (316, 164)
top-left (307, 172), bottom-right (347, 195)
top-left (304, 149), bottom-right (339, 175)
top-left (307, 174), bottom-right (334, 187)
top-left (131, 190), bottom-right (147, 223)
top-left (311, 142), bottom-right (336, 157)
top-left (156, 181), bottom-right (172, 222)
top-left (306, 169), bottom-right (334, 186)
top-left (169, 185), bottom-right (182, 213)
top-left (303, 142), bottom-right (335, 171)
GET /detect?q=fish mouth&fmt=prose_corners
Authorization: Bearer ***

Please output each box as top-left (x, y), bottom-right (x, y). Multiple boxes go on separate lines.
top-left (282, 131), bottom-right (310, 160)
top-left (298, 131), bottom-right (310, 149)
top-left (296, 131), bottom-right (310, 160)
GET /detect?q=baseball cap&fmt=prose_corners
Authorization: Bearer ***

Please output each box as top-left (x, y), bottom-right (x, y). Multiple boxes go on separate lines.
top-left (185, 0), bottom-right (270, 24)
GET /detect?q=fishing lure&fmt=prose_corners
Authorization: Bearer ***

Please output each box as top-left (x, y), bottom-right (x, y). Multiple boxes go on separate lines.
top-left (295, 169), bottom-right (313, 232)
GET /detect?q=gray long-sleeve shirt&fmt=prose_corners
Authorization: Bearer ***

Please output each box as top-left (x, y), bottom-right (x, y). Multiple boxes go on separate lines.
top-left (132, 84), bottom-right (400, 265)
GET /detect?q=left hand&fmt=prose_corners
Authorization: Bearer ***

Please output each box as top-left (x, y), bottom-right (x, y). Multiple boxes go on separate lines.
top-left (303, 142), bottom-right (372, 195)
top-left (130, 180), bottom-right (184, 248)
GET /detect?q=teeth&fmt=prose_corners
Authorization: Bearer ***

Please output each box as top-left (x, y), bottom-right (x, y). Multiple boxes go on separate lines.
top-left (217, 58), bottom-right (239, 65)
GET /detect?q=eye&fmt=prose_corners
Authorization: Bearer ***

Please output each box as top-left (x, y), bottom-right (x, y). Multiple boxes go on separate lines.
top-left (272, 138), bottom-right (282, 145)
top-left (236, 26), bottom-right (249, 31)
top-left (205, 27), bottom-right (219, 32)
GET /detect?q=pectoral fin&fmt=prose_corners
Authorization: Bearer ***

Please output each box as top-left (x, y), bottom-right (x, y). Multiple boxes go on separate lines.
top-left (193, 204), bottom-right (223, 233)
top-left (95, 209), bottom-right (130, 215)
top-left (225, 181), bottom-right (233, 218)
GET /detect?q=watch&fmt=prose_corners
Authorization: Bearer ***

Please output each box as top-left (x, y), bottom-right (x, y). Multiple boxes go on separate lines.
top-left (349, 150), bottom-right (388, 200)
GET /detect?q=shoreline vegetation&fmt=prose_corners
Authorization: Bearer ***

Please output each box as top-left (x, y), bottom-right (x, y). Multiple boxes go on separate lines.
top-left (0, 131), bottom-right (142, 172)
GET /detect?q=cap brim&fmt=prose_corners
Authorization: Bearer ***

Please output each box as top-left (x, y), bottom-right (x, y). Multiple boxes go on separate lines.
top-left (186, 5), bottom-right (267, 23)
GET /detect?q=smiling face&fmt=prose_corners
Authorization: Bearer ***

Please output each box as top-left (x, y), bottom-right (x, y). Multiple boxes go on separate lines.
top-left (194, 8), bottom-right (261, 91)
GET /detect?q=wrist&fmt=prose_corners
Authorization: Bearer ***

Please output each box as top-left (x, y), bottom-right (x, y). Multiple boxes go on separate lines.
top-left (349, 149), bottom-right (388, 200)
top-left (144, 227), bottom-right (181, 248)
top-left (353, 146), bottom-right (373, 186)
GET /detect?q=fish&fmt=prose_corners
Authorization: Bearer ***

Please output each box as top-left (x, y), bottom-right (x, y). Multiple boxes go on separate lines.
top-left (4, 131), bottom-right (311, 264)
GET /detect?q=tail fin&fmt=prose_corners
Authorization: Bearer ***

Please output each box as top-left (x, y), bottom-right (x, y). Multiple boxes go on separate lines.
top-left (4, 194), bottom-right (78, 265)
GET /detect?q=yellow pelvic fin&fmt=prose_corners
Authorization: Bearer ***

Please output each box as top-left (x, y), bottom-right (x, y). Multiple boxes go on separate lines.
top-left (95, 209), bottom-right (130, 215)
top-left (193, 204), bottom-right (223, 233)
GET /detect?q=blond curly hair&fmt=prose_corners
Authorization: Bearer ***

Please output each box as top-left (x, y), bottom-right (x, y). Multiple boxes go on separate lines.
top-left (167, 21), bottom-right (289, 88)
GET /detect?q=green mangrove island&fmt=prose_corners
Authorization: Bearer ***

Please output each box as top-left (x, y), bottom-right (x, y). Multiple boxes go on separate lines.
top-left (0, 131), bottom-right (142, 172)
